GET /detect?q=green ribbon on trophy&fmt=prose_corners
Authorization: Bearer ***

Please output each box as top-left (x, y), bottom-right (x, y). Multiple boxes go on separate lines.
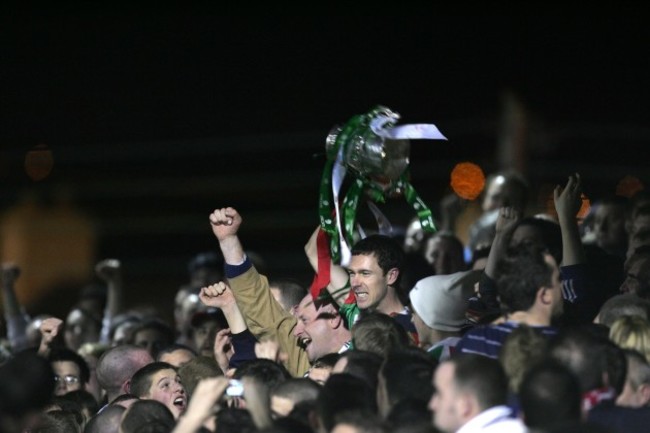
top-left (317, 105), bottom-right (448, 265)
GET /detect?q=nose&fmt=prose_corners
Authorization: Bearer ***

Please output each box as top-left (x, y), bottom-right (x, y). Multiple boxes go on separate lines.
top-left (293, 321), bottom-right (305, 338)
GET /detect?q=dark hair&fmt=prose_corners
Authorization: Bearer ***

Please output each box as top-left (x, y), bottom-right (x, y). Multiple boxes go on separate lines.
top-left (57, 388), bottom-right (99, 418)
top-left (380, 347), bottom-right (436, 408)
top-left (449, 354), bottom-right (508, 410)
top-left (232, 358), bottom-right (291, 391)
top-left (352, 234), bottom-right (404, 286)
top-left (496, 244), bottom-right (554, 313)
top-left (178, 356), bottom-right (223, 397)
top-left (215, 407), bottom-right (257, 433)
top-left (49, 347), bottom-right (91, 384)
top-left (316, 373), bottom-right (377, 432)
top-left (156, 343), bottom-right (197, 361)
top-left (120, 400), bottom-right (175, 433)
top-left (129, 362), bottom-right (178, 398)
top-left (188, 251), bottom-right (224, 275)
top-left (513, 217), bottom-right (563, 265)
top-left (311, 353), bottom-right (340, 369)
top-left (336, 350), bottom-right (383, 391)
top-left (519, 360), bottom-right (581, 429)
top-left (272, 377), bottom-right (321, 402)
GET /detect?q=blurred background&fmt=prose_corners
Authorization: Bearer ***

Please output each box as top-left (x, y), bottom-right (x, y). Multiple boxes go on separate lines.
top-left (1, 13), bottom-right (648, 325)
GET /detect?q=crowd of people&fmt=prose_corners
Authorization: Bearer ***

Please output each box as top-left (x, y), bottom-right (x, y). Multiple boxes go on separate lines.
top-left (2, 168), bottom-right (650, 433)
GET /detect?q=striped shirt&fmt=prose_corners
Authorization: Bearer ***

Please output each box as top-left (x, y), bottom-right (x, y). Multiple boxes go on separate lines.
top-left (455, 321), bottom-right (557, 359)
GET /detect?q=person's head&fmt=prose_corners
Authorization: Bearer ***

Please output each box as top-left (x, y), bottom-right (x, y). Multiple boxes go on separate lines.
top-left (332, 350), bottom-right (383, 392)
top-left (119, 399), bottom-right (176, 433)
top-left (96, 345), bottom-right (154, 402)
top-left (549, 326), bottom-right (624, 395)
top-left (307, 353), bottom-right (340, 385)
top-left (348, 235), bottom-right (404, 312)
top-left (270, 378), bottom-right (321, 419)
top-left (156, 344), bottom-right (197, 368)
top-left (110, 393), bottom-right (139, 409)
top-left (129, 362), bottom-right (187, 419)
top-left (424, 232), bottom-right (465, 276)
top-left (428, 354), bottom-right (508, 433)
top-left (187, 251), bottom-right (224, 289)
top-left (481, 170), bottom-right (529, 213)
top-left (190, 307), bottom-right (228, 357)
top-left (408, 271), bottom-right (480, 348)
top-left (131, 319), bottom-right (175, 359)
top-left (496, 245), bottom-right (562, 320)
top-left (509, 216), bottom-right (563, 265)
top-left (519, 359), bottom-right (582, 429)
top-left (64, 306), bottom-right (102, 352)
top-left (0, 350), bottom-right (55, 433)
top-left (377, 347), bottom-right (436, 418)
top-left (331, 410), bottom-right (387, 433)
top-left (293, 294), bottom-right (351, 362)
top-left (620, 245), bottom-right (650, 298)
top-left (178, 355), bottom-right (223, 398)
top-left (498, 325), bottom-right (549, 394)
top-left (269, 278), bottom-right (307, 314)
top-left (57, 389), bottom-right (99, 425)
top-left (593, 196), bottom-right (630, 257)
top-left (232, 358), bottom-right (291, 392)
top-left (109, 314), bottom-right (142, 347)
top-left (317, 373), bottom-right (377, 433)
top-left (403, 217), bottom-right (427, 255)
top-left (85, 404), bottom-right (125, 433)
top-left (594, 293), bottom-right (650, 327)
top-left (351, 312), bottom-right (409, 358)
top-left (48, 348), bottom-right (90, 397)
top-left (609, 315), bottom-right (650, 362)
top-left (616, 349), bottom-right (650, 407)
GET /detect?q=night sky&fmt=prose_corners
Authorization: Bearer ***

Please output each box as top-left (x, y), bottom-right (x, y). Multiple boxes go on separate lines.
top-left (1, 13), bottom-right (648, 316)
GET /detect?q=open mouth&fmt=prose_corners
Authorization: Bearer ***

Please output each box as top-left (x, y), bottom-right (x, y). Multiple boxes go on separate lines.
top-left (354, 291), bottom-right (368, 302)
top-left (173, 396), bottom-right (186, 411)
top-left (300, 337), bottom-right (312, 348)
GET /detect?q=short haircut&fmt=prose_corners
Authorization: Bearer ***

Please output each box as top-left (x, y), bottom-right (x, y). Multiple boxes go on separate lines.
top-left (215, 407), bottom-right (257, 433)
top-left (352, 234), bottom-right (404, 285)
top-left (380, 347), bottom-right (436, 407)
top-left (271, 377), bottom-right (321, 402)
top-left (597, 294), bottom-right (650, 328)
top-left (519, 360), bottom-right (581, 429)
top-left (178, 355), bottom-right (223, 397)
top-left (232, 359), bottom-right (291, 392)
top-left (0, 350), bottom-right (55, 416)
top-left (609, 315), bottom-right (650, 361)
top-left (48, 347), bottom-right (91, 384)
top-left (156, 343), bottom-right (197, 361)
top-left (448, 354), bottom-right (508, 411)
top-left (129, 362), bottom-right (177, 398)
top-left (311, 353), bottom-right (341, 370)
top-left (317, 373), bottom-right (377, 432)
top-left (269, 278), bottom-right (307, 312)
top-left (351, 312), bottom-right (409, 358)
top-left (496, 244), bottom-right (554, 314)
top-left (85, 405), bottom-right (126, 433)
top-left (120, 399), bottom-right (175, 433)
top-left (336, 350), bottom-right (383, 391)
top-left (499, 325), bottom-right (549, 393)
top-left (96, 345), bottom-right (152, 395)
top-left (333, 410), bottom-right (387, 433)
top-left (623, 349), bottom-right (650, 390)
top-left (513, 217), bottom-right (563, 265)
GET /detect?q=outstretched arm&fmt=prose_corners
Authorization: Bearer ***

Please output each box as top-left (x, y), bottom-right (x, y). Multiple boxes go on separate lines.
top-left (305, 226), bottom-right (351, 305)
top-left (209, 207), bottom-right (246, 265)
top-left (95, 258), bottom-right (124, 345)
top-left (1, 263), bottom-right (30, 351)
top-left (554, 173), bottom-right (586, 267)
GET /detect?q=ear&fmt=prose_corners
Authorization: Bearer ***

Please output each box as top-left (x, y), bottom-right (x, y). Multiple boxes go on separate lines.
top-left (538, 287), bottom-right (553, 306)
top-left (123, 379), bottom-right (132, 394)
top-left (386, 267), bottom-right (399, 285)
top-left (456, 392), bottom-right (475, 420)
top-left (639, 384), bottom-right (650, 406)
top-left (329, 314), bottom-right (343, 329)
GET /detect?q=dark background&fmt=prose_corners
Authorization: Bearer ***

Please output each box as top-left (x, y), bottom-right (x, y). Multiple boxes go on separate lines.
top-left (1, 14), bottom-right (648, 321)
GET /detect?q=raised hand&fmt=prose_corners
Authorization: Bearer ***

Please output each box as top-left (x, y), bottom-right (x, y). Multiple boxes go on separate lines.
top-left (495, 206), bottom-right (521, 236)
top-left (554, 173), bottom-right (583, 221)
top-left (1, 262), bottom-right (21, 285)
top-left (213, 328), bottom-right (234, 375)
top-left (209, 207), bottom-right (242, 242)
top-left (199, 282), bottom-right (236, 309)
top-left (95, 258), bottom-right (121, 282)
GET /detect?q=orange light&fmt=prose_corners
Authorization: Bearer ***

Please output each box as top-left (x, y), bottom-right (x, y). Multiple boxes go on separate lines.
top-left (450, 162), bottom-right (485, 200)
top-left (616, 175), bottom-right (645, 198)
top-left (25, 143), bottom-right (54, 181)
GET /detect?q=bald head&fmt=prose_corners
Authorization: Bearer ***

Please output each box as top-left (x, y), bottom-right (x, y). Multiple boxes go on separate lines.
top-left (96, 345), bottom-right (153, 401)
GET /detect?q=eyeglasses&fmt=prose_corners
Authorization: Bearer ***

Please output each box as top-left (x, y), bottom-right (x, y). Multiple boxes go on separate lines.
top-left (54, 375), bottom-right (80, 385)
